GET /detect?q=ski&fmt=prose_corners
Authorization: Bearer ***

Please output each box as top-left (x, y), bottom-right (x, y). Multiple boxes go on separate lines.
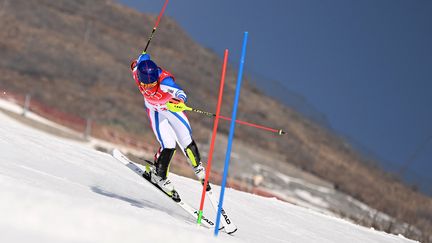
top-left (112, 149), bottom-right (214, 228)
top-left (143, 151), bottom-right (236, 233)
top-left (205, 185), bottom-right (238, 234)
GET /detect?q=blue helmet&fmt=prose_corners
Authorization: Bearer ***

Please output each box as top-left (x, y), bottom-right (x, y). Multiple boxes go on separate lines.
top-left (137, 60), bottom-right (159, 84)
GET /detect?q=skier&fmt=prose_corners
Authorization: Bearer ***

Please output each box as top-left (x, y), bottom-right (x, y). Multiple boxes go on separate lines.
top-left (130, 52), bottom-right (206, 195)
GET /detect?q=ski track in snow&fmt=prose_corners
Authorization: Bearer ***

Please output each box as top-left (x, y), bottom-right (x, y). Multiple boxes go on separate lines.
top-left (0, 105), bottom-right (419, 243)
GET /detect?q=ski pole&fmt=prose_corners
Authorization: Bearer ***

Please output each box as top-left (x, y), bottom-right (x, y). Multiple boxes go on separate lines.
top-left (143, 0), bottom-right (169, 53)
top-left (197, 109), bottom-right (286, 135)
top-left (167, 102), bottom-right (286, 135)
top-left (190, 107), bottom-right (286, 135)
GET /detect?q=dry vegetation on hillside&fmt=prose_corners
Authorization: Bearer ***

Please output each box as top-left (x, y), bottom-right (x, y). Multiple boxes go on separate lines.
top-left (0, 0), bottom-right (430, 241)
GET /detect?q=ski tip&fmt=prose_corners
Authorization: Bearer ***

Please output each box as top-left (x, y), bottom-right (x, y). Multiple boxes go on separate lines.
top-left (111, 148), bottom-right (120, 156)
top-left (227, 228), bottom-right (238, 235)
top-left (111, 149), bottom-right (132, 166)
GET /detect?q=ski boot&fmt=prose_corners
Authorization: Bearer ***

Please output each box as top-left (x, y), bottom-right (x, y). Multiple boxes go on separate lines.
top-left (184, 140), bottom-right (211, 191)
top-left (193, 164), bottom-right (206, 182)
top-left (149, 148), bottom-right (176, 196)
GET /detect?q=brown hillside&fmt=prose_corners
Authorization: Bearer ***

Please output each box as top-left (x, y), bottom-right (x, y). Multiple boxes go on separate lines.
top-left (0, 0), bottom-right (430, 241)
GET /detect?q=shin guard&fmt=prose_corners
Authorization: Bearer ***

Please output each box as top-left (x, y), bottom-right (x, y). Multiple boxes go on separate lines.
top-left (184, 140), bottom-right (201, 168)
top-left (155, 148), bottom-right (176, 179)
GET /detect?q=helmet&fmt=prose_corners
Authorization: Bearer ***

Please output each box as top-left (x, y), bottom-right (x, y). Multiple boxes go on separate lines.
top-left (137, 60), bottom-right (159, 84)
top-left (137, 53), bottom-right (150, 63)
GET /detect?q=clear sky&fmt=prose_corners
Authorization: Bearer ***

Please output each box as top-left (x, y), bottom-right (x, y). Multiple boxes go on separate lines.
top-left (117, 0), bottom-right (432, 194)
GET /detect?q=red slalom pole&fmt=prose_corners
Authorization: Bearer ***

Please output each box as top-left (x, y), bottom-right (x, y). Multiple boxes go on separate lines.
top-left (197, 49), bottom-right (229, 225)
top-left (143, 0), bottom-right (169, 53)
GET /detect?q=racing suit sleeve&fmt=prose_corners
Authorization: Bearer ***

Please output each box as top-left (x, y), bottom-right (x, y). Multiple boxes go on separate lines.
top-left (159, 77), bottom-right (188, 102)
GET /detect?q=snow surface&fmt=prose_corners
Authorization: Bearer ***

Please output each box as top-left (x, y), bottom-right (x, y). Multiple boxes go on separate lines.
top-left (0, 110), bottom-right (419, 243)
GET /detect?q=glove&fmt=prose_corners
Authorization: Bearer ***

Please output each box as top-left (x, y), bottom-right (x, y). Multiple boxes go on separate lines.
top-left (168, 98), bottom-right (182, 104)
top-left (166, 98), bottom-right (188, 112)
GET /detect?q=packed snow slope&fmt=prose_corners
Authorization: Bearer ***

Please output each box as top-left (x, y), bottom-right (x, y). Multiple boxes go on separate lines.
top-left (0, 111), bottom-right (417, 243)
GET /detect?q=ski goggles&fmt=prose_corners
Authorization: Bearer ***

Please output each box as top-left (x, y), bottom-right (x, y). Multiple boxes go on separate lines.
top-left (140, 81), bottom-right (158, 90)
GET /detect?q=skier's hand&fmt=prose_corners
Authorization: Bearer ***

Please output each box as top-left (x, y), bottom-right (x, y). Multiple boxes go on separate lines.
top-left (166, 98), bottom-right (188, 112)
top-left (130, 60), bottom-right (137, 71)
top-left (168, 98), bottom-right (183, 104)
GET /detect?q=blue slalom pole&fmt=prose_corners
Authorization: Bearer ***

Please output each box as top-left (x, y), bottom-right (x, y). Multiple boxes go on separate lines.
top-left (214, 32), bottom-right (248, 236)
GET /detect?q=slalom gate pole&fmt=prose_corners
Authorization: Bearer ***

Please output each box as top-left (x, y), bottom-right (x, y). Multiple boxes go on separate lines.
top-left (143, 0), bottom-right (169, 53)
top-left (197, 49), bottom-right (229, 225)
top-left (214, 32), bottom-right (248, 236)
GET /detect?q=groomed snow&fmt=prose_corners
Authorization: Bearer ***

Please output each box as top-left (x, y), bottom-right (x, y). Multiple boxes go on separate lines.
top-left (0, 110), bottom-right (418, 243)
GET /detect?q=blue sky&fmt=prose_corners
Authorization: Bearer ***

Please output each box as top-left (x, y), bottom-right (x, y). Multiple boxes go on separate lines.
top-left (118, 0), bottom-right (432, 194)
